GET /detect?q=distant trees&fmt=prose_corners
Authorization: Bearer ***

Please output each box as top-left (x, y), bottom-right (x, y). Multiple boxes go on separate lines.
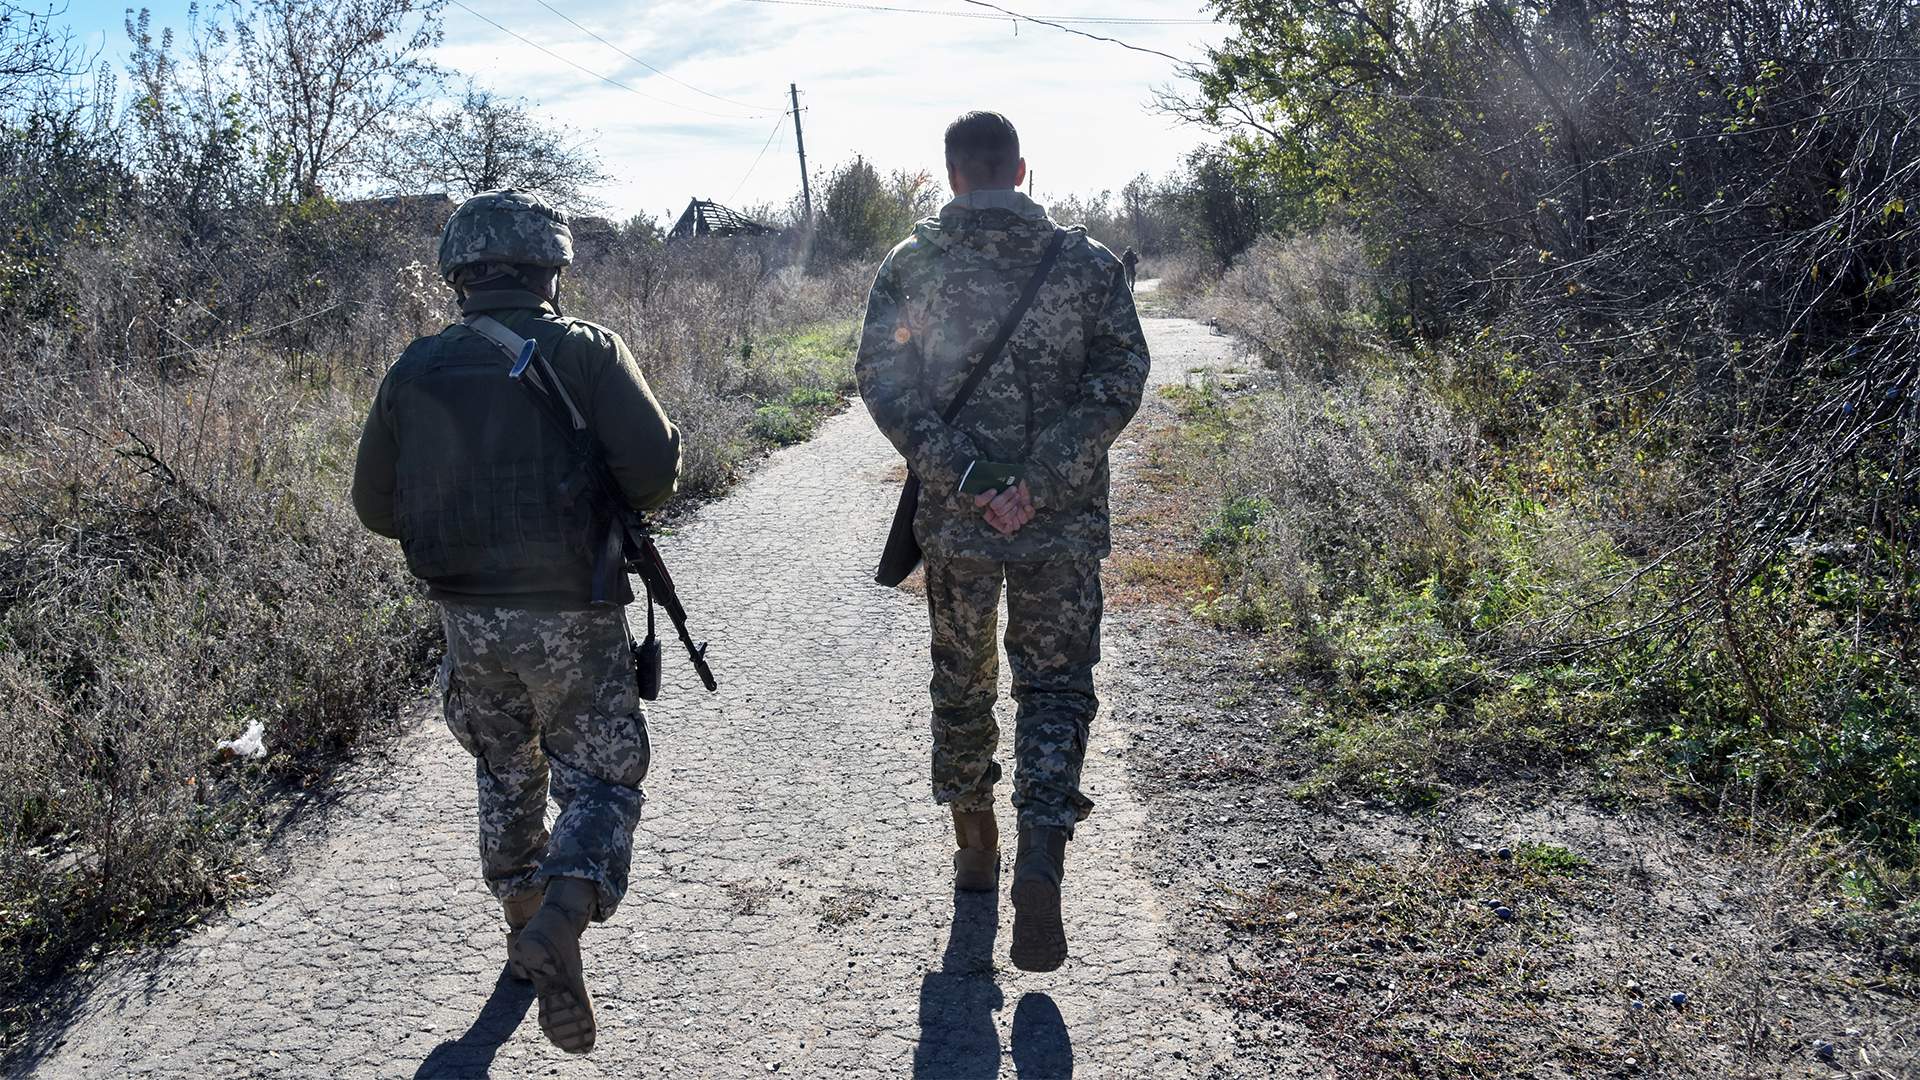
top-left (387, 85), bottom-right (610, 210)
top-left (812, 156), bottom-right (939, 263)
top-left (1048, 152), bottom-right (1283, 266)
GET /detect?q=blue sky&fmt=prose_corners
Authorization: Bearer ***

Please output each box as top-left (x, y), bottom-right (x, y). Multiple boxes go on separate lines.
top-left (59, 1), bottom-right (1226, 221)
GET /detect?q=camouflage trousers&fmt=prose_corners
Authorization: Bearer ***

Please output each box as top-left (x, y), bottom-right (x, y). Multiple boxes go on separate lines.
top-left (923, 556), bottom-right (1101, 831)
top-left (437, 602), bottom-right (651, 921)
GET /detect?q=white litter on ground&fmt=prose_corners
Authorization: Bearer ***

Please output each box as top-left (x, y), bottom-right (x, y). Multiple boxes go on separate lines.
top-left (217, 719), bottom-right (267, 760)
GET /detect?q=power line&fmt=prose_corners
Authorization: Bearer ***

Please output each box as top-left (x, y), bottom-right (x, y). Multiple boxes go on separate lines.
top-left (447, 0), bottom-right (778, 120)
top-left (734, 0), bottom-right (1214, 25)
top-left (532, 0), bottom-right (784, 114)
top-left (957, 0), bottom-right (1194, 64)
top-left (729, 113), bottom-right (789, 204)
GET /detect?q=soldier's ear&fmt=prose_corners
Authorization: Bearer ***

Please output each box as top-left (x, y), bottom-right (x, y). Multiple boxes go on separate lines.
top-left (1014, 158), bottom-right (1027, 189)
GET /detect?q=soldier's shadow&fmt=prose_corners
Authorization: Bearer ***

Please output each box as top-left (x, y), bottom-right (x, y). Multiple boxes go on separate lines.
top-left (911, 889), bottom-right (1076, 1078)
top-left (413, 970), bottom-right (535, 1079)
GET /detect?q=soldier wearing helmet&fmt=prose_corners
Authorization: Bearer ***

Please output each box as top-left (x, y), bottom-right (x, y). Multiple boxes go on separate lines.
top-left (351, 190), bottom-right (680, 1055)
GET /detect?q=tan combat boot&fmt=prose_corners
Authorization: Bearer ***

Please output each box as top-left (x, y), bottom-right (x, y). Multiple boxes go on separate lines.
top-left (951, 808), bottom-right (999, 892)
top-left (502, 892), bottom-right (544, 981)
top-left (510, 876), bottom-right (598, 1054)
top-left (1010, 825), bottom-right (1069, 972)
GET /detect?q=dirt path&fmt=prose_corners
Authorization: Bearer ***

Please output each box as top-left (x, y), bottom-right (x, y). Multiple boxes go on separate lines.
top-left (22, 297), bottom-right (1244, 1079)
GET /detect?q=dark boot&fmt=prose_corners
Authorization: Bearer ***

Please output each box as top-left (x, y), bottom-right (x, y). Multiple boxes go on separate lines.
top-left (1010, 825), bottom-right (1070, 972)
top-left (951, 808), bottom-right (999, 892)
top-left (510, 877), bottom-right (598, 1054)
top-left (502, 891), bottom-right (543, 982)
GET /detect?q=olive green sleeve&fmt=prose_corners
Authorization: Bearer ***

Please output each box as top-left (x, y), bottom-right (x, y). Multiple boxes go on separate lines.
top-left (577, 329), bottom-right (682, 511)
top-left (349, 377), bottom-right (401, 539)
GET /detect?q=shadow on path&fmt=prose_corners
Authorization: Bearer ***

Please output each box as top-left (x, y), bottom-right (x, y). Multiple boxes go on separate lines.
top-left (1011, 993), bottom-right (1073, 1078)
top-left (912, 889), bottom-right (1004, 1078)
top-left (414, 970), bottom-right (535, 1078)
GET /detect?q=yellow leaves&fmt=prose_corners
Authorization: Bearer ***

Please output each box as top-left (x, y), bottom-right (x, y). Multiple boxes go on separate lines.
top-left (1565, 282), bottom-right (1581, 296)
top-left (1884, 196), bottom-right (1906, 222)
top-left (1538, 249), bottom-right (1553, 263)
top-left (1810, 263), bottom-right (1821, 282)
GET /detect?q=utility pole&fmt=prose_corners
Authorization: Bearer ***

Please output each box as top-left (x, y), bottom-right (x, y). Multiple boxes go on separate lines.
top-left (790, 83), bottom-right (812, 222)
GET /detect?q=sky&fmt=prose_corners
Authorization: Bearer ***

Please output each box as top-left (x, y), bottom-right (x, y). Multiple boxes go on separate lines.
top-left (58, 0), bottom-right (1228, 223)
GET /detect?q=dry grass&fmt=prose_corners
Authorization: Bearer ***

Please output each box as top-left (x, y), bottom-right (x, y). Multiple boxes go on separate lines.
top-left (1227, 846), bottom-right (1609, 1078)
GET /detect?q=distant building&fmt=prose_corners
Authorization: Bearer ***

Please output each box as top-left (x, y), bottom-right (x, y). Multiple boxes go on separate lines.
top-left (667, 199), bottom-right (781, 243)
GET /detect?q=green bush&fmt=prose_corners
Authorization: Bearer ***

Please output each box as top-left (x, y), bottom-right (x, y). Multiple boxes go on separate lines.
top-left (1171, 234), bottom-right (1919, 884)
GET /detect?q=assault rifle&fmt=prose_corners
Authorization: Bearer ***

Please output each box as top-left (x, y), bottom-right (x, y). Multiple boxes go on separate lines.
top-left (466, 315), bottom-right (717, 698)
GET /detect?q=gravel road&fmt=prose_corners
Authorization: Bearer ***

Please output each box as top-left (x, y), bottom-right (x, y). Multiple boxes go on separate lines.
top-left (21, 302), bottom-right (1245, 1080)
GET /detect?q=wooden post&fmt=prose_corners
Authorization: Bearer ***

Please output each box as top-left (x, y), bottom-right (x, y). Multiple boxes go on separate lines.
top-left (791, 83), bottom-right (812, 221)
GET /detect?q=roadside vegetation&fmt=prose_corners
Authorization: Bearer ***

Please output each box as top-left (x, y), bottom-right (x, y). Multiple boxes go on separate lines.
top-left (0, 0), bottom-right (914, 1042)
top-left (1150, 0), bottom-right (1919, 893)
top-left (1113, 11), bottom-right (1920, 1062)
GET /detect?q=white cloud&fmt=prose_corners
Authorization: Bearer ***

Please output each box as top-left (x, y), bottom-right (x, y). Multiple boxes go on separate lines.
top-left (65, 0), bottom-right (1227, 224)
top-left (439, 0), bottom-right (1227, 222)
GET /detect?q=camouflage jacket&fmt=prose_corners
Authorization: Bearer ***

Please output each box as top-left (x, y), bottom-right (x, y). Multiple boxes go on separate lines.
top-left (856, 190), bottom-right (1151, 561)
top-left (351, 288), bottom-right (682, 610)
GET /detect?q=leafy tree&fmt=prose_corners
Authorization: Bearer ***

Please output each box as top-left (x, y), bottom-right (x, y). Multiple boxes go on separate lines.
top-left (1171, 0), bottom-right (1920, 806)
top-left (814, 156), bottom-right (938, 263)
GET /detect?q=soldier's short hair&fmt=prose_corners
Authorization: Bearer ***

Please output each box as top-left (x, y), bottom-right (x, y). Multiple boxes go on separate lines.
top-left (944, 111), bottom-right (1021, 188)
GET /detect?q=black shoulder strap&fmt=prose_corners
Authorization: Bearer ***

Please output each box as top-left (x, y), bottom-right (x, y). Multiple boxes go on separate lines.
top-left (940, 228), bottom-right (1067, 424)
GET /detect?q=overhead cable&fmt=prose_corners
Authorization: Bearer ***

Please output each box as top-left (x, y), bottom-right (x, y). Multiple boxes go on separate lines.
top-left (533, 0), bottom-right (785, 113)
top-left (735, 0), bottom-right (1214, 26)
top-left (729, 114), bottom-right (791, 204)
top-left (957, 0), bottom-right (1195, 63)
top-left (448, 0), bottom-right (778, 119)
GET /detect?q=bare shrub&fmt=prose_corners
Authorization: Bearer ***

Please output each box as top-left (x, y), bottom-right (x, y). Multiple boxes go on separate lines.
top-left (1203, 230), bottom-right (1371, 374)
top-left (0, 355), bottom-right (436, 1012)
top-left (1182, 367), bottom-right (1481, 623)
top-left (1148, 251), bottom-right (1213, 311)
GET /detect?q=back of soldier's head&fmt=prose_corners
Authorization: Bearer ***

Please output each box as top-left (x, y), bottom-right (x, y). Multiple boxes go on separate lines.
top-left (944, 111), bottom-right (1021, 191)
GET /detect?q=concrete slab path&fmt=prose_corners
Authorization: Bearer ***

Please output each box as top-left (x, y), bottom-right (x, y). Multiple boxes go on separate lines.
top-left (27, 303), bottom-right (1243, 1080)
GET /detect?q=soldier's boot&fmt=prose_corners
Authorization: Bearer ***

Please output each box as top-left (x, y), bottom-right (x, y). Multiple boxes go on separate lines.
top-left (502, 891), bottom-right (544, 982)
top-left (511, 876), bottom-right (598, 1054)
top-left (951, 808), bottom-right (999, 893)
top-left (1009, 825), bottom-right (1070, 972)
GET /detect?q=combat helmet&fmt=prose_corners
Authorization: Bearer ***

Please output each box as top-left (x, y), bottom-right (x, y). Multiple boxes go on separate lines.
top-left (438, 189), bottom-right (574, 283)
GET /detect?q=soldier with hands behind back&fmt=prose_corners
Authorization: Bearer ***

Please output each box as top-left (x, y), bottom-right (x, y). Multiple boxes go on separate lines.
top-left (351, 190), bottom-right (681, 1055)
top-left (856, 112), bottom-right (1151, 971)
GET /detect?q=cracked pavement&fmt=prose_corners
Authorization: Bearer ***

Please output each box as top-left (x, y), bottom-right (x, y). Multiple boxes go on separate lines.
top-left (23, 301), bottom-right (1242, 1080)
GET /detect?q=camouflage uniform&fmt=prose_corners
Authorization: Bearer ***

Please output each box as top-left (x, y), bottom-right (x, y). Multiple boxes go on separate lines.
top-left (856, 189), bottom-right (1150, 832)
top-left (353, 190), bottom-right (679, 920)
top-left (438, 604), bottom-right (650, 918)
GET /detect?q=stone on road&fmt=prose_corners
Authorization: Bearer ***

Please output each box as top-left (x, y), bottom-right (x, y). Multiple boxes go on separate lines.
top-left (26, 303), bottom-right (1238, 1079)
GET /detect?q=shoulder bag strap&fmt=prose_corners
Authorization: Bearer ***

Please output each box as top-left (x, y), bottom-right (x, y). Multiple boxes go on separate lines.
top-left (938, 227), bottom-right (1067, 424)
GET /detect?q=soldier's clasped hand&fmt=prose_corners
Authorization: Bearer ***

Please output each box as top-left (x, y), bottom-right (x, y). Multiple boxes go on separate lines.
top-left (976, 481), bottom-right (1035, 536)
